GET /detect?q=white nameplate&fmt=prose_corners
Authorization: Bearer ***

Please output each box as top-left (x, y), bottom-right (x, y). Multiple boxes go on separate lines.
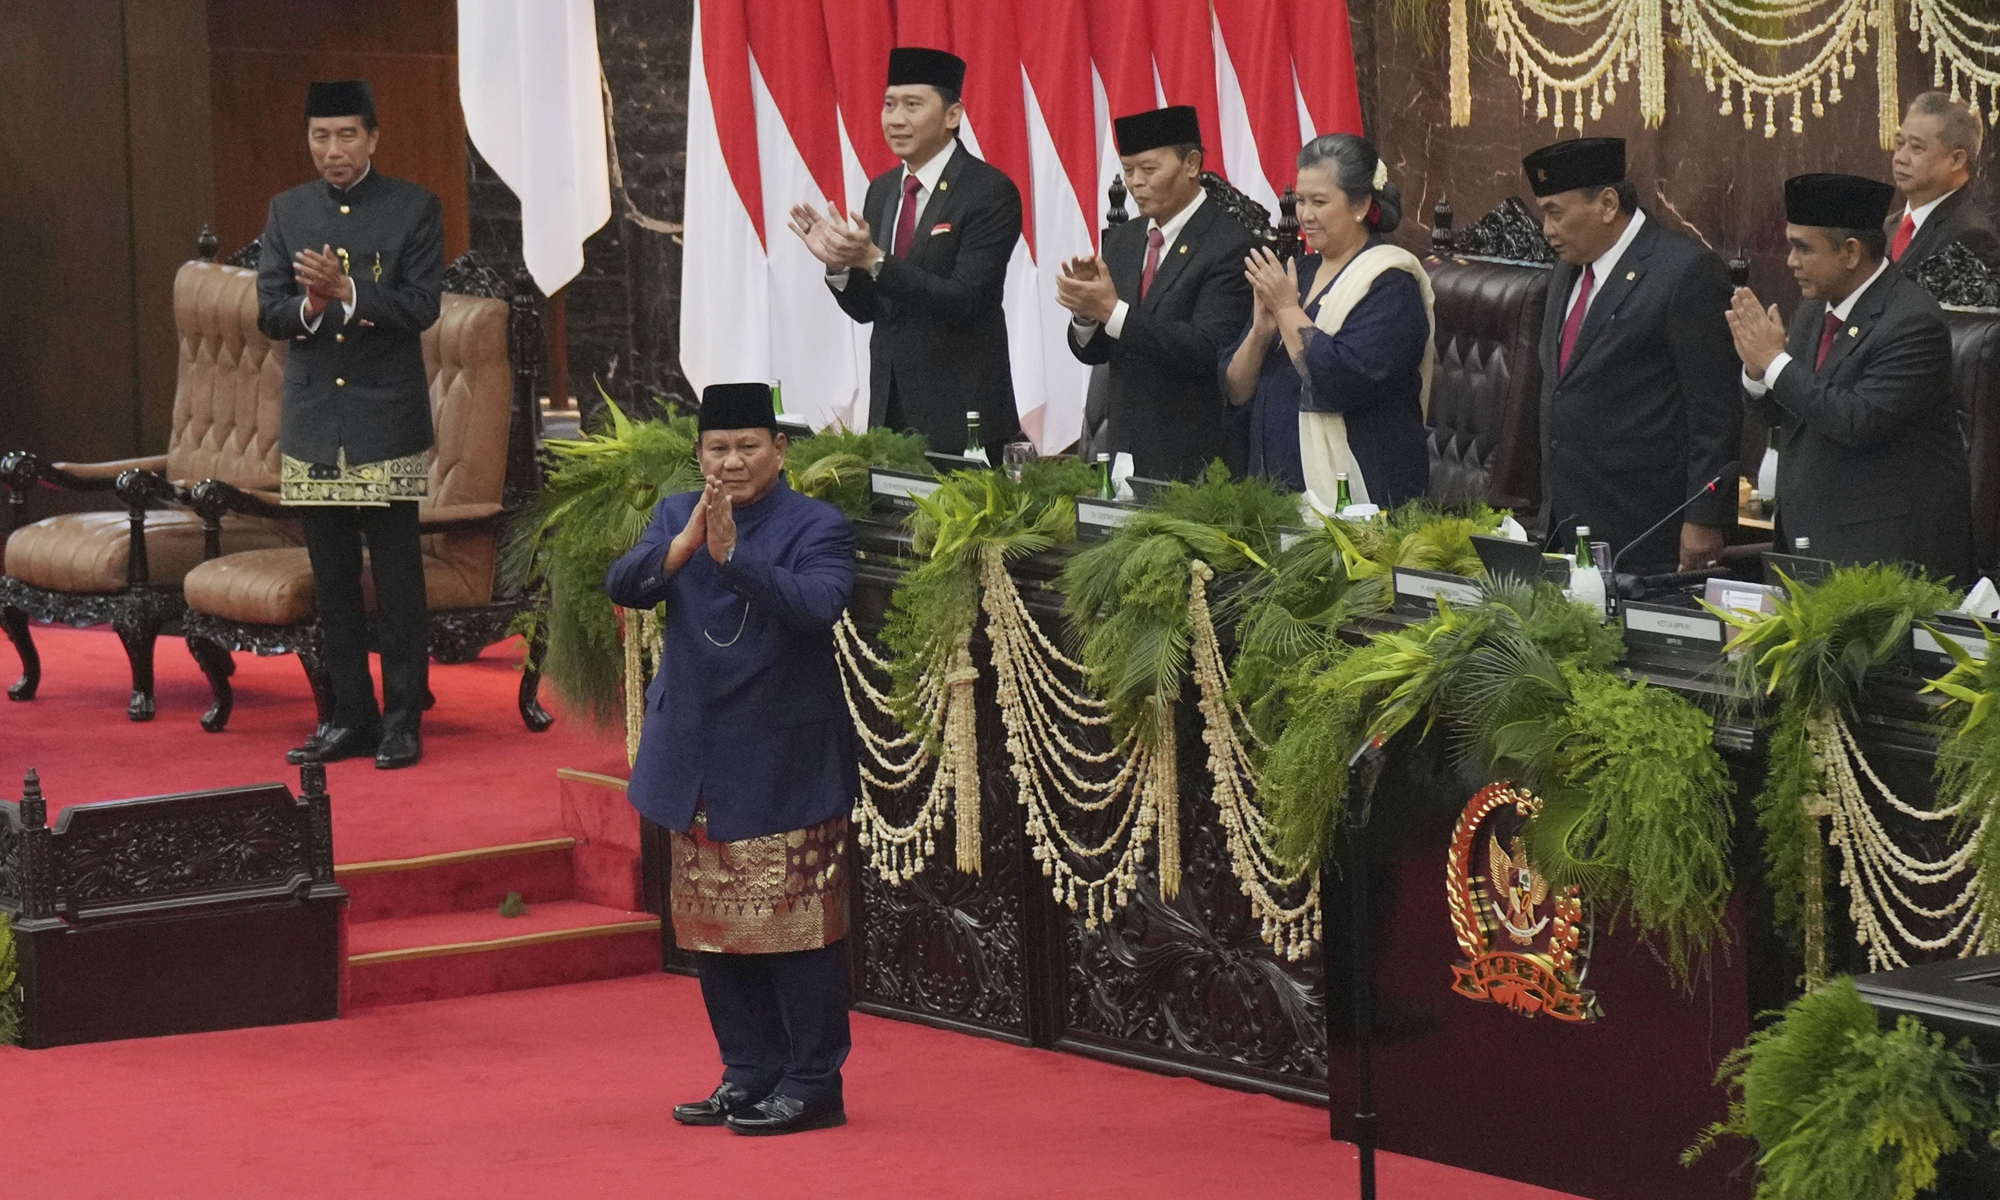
top-left (1623, 606), bottom-right (1723, 644)
top-left (869, 470), bottom-right (940, 502)
top-left (1076, 498), bottom-right (1139, 530)
top-left (1393, 567), bottom-right (1484, 609)
top-left (1914, 626), bottom-right (1990, 662)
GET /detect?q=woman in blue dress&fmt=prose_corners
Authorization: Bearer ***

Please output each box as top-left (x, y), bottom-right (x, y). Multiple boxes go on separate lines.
top-left (1221, 134), bottom-right (1435, 508)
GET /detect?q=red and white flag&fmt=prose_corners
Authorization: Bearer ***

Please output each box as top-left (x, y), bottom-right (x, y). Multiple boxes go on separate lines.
top-left (680, 0), bottom-right (1362, 450)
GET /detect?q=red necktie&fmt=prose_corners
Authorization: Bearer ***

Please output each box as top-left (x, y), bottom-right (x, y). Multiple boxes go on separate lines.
top-left (1139, 226), bottom-right (1165, 298)
top-left (1890, 210), bottom-right (1917, 262)
top-left (892, 173), bottom-right (921, 258)
top-left (1816, 310), bottom-right (1842, 369)
top-left (1558, 264), bottom-right (1594, 374)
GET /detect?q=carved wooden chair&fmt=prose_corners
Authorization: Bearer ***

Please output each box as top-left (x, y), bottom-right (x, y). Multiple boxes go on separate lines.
top-left (1423, 196), bottom-right (1556, 513)
top-left (1, 254), bottom-right (301, 719)
top-left (177, 246), bottom-right (552, 735)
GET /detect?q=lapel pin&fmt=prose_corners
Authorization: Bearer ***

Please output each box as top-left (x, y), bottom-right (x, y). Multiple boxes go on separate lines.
top-left (1625, 270), bottom-right (1636, 281)
top-left (1848, 327), bottom-right (1858, 337)
top-left (1179, 244), bottom-right (1189, 254)
top-left (938, 180), bottom-right (949, 191)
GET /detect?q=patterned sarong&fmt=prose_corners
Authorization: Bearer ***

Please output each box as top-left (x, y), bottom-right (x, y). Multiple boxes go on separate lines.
top-left (669, 808), bottom-right (850, 954)
top-left (280, 449), bottom-right (430, 507)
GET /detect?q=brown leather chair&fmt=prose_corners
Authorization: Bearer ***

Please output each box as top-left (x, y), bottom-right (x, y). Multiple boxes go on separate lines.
top-left (1, 258), bottom-right (303, 719)
top-left (1422, 197), bottom-right (1553, 515)
top-left (178, 252), bottom-right (552, 735)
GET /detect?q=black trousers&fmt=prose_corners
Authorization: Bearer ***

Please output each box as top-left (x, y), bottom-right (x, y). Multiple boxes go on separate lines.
top-left (696, 942), bottom-right (851, 1106)
top-left (300, 502), bottom-right (428, 734)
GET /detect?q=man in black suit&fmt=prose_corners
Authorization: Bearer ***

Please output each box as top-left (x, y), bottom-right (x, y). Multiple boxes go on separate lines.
top-left (257, 79), bottom-right (442, 770)
top-left (1888, 92), bottom-right (2000, 275)
top-left (788, 47), bottom-right (1021, 452)
top-left (1729, 174), bottom-right (1971, 583)
top-left (1524, 137), bottom-right (1741, 572)
top-left (1056, 106), bottom-right (1254, 481)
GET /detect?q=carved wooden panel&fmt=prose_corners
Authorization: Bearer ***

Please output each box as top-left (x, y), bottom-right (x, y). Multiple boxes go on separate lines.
top-left (52, 785), bottom-right (313, 918)
top-left (846, 573), bottom-right (1027, 1036)
top-left (1057, 700), bottom-right (1325, 1089)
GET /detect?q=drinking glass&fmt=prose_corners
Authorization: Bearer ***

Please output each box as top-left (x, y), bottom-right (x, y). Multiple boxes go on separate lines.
top-left (1002, 440), bottom-right (1037, 482)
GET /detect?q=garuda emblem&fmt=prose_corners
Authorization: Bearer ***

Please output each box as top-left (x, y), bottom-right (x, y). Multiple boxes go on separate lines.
top-left (1446, 783), bottom-right (1599, 1021)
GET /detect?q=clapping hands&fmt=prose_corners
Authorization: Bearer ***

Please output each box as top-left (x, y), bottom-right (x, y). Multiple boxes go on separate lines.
top-left (788, 203), bottom-right (879, 271)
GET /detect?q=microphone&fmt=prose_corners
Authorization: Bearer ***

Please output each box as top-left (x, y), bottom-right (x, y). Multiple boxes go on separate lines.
top-left (1607, 463), bottom-right (1741, 602)
top-left (1540, 513), bottom-right (1578, 554)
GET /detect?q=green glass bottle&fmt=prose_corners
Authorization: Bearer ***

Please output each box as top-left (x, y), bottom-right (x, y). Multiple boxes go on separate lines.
top-left (963, 410), bottom-right (984, 464)
top-left (1335, 472), bottom-right (1352, 510)
top-left (772, 379), bottom-right (785, 415)
top-left (1574, 525), bottom-right (1594, 568)
top-left (1095, 452), bottom-right (1114, 499)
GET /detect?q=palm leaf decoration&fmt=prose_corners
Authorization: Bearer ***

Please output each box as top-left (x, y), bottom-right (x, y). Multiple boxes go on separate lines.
top-left (1923, 620), bottom-right (2000, 946)
top-left (1059, 463), bottom-right (1299, 748)
top-left (500, 394), bottom-right (701, 727)
top-left (785, 426), bottom-right (932, 518)
top-left (879, 458), bottom-right (1097, 735)
top-left (1258, 580), bottom-right (1731, 981)
top-left (1688, 978), bottom-right (1995, 1200)
top-left (1714, 565), bottom-right (1958, 958)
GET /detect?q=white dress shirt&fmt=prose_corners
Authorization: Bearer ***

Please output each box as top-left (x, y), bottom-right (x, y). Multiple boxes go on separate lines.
top-left (1563, 208), bottom-right (1645, 319)
top-left (1742, 256), bottom-right (1892, 396)
top-left (301, 163), bottom-right (369, 331)
top-left (1074, 188), bottom-right (1210, 341)
top-left (828, 140), bottom-right (958, 290)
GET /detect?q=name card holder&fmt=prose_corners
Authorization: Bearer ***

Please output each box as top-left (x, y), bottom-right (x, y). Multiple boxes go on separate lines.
top-left (1392, 567), bottom-right (1484, 617)
top-left (869, 468), bottom-right (942, 511)
top-left (924, 450), bottom-right (989, 474)
top-left (1912, 613), bottom-right (1993, 674)
top-left (1076, 495), bottom-right (1145, 541)
top-left (1621, 598), bottom-right (1729, 675)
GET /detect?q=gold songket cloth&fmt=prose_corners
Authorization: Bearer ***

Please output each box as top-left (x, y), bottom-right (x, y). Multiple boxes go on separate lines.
top-left (280, 448), bottom-right (430, 507)
top-left (670, 807), bottom-right (849, 954)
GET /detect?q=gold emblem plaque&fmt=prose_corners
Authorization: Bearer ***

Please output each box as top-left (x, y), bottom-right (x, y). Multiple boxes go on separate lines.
top-left (1445, 783), bottom-right (1600, 1022)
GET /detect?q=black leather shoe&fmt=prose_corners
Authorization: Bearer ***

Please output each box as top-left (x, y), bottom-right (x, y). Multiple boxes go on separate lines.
top-left (672, 1083), bottom-right (764, 1127)
top-left (724, 1093), bottom-right (846, 1136)
top-left (287, 725), bottom-right (379, 765)
top-left (374, 729), bottom-right (422, 770)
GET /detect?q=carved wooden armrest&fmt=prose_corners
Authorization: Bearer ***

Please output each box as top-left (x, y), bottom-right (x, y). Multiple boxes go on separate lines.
top-left (418, 501), bottom-right (505, 535)
top-left (189, 479), bottom-right (290, 561)
top-left (1, 451), bottom-right (168, 495)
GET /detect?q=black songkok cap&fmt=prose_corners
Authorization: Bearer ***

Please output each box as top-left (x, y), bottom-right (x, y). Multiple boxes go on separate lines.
top-left (1114, 106), bottom-right (1204, 156)
top-left (1521, 137), bottom-right (1626, 197)
top-left (887, 47), bottom-right (966, 95)
top-left (1784, 173), bottom-right (1898, 230)
top-left (306, 79), bottom-right (376, 120)
top-left (698, 382), bottom-right (777, 432)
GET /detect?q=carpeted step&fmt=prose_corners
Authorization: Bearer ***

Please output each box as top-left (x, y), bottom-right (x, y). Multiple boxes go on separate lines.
top-left (344, 899), bottom-right (660, 1009)
top-left (337, 838), bottom-right (579, 923)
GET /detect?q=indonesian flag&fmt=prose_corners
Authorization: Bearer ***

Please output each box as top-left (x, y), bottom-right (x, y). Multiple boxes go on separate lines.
top-left (680, 0), bottom-right (1361, 450)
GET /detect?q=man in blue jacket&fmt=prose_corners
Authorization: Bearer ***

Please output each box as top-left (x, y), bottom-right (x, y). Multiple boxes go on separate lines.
top-left (604, 382), bottom-right (857, 1136)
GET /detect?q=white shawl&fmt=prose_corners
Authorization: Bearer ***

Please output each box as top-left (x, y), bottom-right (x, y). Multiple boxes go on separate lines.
top-left (1297, 243), bottom-right (1436, 510)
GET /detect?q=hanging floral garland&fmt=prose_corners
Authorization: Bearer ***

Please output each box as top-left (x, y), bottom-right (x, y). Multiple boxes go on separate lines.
top-left (1442, 0), bottom-right (2000, 149)
top-left (1911, 0), bottom-right (2000, 125)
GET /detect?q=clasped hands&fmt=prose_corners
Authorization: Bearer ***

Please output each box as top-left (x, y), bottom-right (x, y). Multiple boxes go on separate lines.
top-left (1243, 247), bottom-right (1304, 336)
top-left (665, 477), bottom-right (740, 573)
top-left (294, 244), bottom-right (355, 320)
top-left (788, 204), bottom-right (882, 273)
top-left (1725, 286), bottom-right (1788, 382)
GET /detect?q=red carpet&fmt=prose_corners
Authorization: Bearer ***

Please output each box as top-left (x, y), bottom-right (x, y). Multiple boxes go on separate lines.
top-left (0, 626), bottom-right (626, 863)
top-left (2, 973), bottom-right (1585, 1200)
